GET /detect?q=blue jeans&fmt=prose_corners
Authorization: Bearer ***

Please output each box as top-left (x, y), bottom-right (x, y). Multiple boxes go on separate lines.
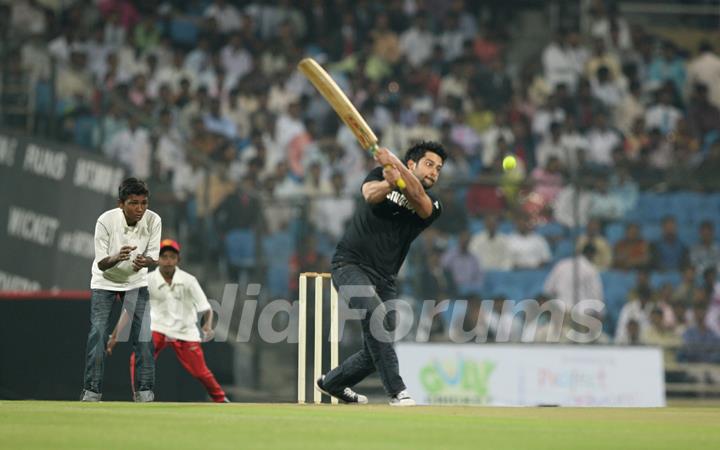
top-left (322, 264), bottom-right (406, 396)
top-left (82, 287), bottom-right (154, 394)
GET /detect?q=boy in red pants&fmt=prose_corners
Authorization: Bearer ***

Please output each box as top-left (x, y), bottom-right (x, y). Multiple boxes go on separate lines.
top-left (108, 239), bottom-right (228, 402)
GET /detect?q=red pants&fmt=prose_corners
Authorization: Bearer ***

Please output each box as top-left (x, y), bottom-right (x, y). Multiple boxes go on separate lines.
top-left (130, 331), bottom-right (226, 402)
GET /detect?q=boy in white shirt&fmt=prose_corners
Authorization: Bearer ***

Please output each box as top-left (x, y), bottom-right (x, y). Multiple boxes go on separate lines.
top-left (81, 178), bottom-right (161, 402)
top-left (109, 239), bottom-right (227, 402)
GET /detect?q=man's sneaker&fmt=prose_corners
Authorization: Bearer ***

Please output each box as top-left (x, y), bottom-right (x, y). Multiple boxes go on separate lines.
top-left (134, 390), bottom-right (154, 402)
top-left (389, 390), bottom-right (416, 407)
top-left (80, 390), bottom-right (101, 402)
top-left (316, 376), bottom-right (368, 404)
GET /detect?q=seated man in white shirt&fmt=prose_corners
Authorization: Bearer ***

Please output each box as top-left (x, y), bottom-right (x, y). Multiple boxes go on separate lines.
top-left (109, 239), bottom-right (228, 403)
top-left (506, 216), bottom-right (552, 269)
top-left (81, 178), bottom-right (161, 402)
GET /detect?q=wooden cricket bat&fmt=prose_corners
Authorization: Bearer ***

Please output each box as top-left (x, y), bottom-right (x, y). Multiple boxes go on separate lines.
top-left (298, 58), bottom-right (406, 189)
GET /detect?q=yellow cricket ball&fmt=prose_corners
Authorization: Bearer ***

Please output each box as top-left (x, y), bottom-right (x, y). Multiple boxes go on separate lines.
top-left (502, 155), bottom-right (517, 171)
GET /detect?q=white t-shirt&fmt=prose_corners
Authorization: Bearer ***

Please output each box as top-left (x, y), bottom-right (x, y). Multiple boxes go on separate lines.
top-left (506, 232), bottom-right (552, 269)
top-left (148, 267), bottom-right (211, 341)
top-left (90, 209), bottom-right (161, 291)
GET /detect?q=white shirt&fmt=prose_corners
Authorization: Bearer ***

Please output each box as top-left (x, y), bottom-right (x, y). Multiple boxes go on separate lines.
top-left (543, 255), bottom-right (603, 308)
top-left (687, 52), bottom-right (720, 108)
top-left (104, 127), bottom-right (152, 179)
top-left (220, 45), bottom-right (253, 80)
top-left (204, 3), bottom-right (243, 33)
top-left (506, 232), bottom-right (552, 269)
top-left (148, 267), bottom-right (211, 341)
top-left (399, 27), bottom-right (434, 67)
top-left (615, 300), bottom-right (654, 344)
top-left (91, 209), bottom-right (161, 291)
top-left (645, 104), bottom-right (681, 135)
top-left (468, 231), bottom-right (512, 270)
top-left (586, 127), bottom-right (621, 165)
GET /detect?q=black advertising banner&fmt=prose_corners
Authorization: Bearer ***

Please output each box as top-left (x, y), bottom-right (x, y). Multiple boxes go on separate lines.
top-left (0, 130), bottom-right (125, 290)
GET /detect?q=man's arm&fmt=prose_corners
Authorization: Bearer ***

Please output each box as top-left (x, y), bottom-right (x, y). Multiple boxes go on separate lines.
top-left (106, 307), bottom-right (131, 355)
top-left (95, 219), bottom-right (137, 271)
top-left (132, 216), bottom-right (162, 271)
top-left (201, 309), bottom-right (214, 342)
top-left (373, 148), bottom-right (434, 218)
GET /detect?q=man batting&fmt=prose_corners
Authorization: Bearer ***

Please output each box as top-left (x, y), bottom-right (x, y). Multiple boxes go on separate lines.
top-left (316, 141), bottom-right (446, 406)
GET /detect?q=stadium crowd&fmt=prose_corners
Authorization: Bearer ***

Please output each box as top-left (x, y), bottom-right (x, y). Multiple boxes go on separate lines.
top-left (2, 0), bottom-right (720, 360)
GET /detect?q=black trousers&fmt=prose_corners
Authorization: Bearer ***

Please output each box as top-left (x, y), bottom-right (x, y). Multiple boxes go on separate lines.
top-left (322, 263), bottom-right (406, 397)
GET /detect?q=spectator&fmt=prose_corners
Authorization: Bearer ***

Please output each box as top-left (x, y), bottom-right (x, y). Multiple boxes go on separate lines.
top-left (673, 265), bottom-right (698, 304)
top-left (468, 214), bottom-right (512, 270)
top-left (677, 306), bottom-right (720, 363)
top-left (647, 41), bottom-right (686, 96)
top-left (645, 88), bottom-right (682, 136)
top-left (530, 156), bottom-right (564, 206)
top-left (542, 28), bottom-right (587, 92)
top-left (687, 83), bottom-right (720, 140)
top-left (690, 221), bottom-right (720, 274)
top-left (204, 0), bottom-right (243, 35)
top-left (220, 33), bottom-right (254, 82)
top-left (56, 49), bottom-right (93, 113)
top-left (687, 41), bottom-right (720, 109)
top-left (588, 176), bottom-right (625, 221)
top-left (155, 108), bottom-right (185, 178)
top-left (616, 319), bottom-right (641, 345)
top-left (613, 80), bottom-right (645, 135)
top-left (640, 307), bottom-right (681, 362)
top-left (441, 230), bottom-right (484, 296)
top-left (552, 183), bottom-right (592, 228)
top-left (585, 112), bottom-right (622, 167)
top-left (104, 115), bottom-right (151, 179)
top-left (310, 171), bottom-right (354, 241)
top-left (506, 216), bottom-right (552, 269)
top-left (535, 122), bottom-right (567, 170)
top-left (613, 223), bottom-right (651, 270)
top-left (590, 65), bottom-right (625, 110)
top-left (608, 165), bottom-right (639, 214)
top-left (215, 176), bottom-right (262, 235)
top-left (203, 98), bottom-right (237, 140)
top-left (616, 286), bottom-right (655, 344)
top-left (576, 219), bottom-right (613, 270)
top-left (543, 243), bottom-right (603, 308)
top-left (585, 38), bottom-right (623, 83)
top-left (399, 12), bottom-right (434, 68)
top-left (651, 216), bottom-right (689, 271)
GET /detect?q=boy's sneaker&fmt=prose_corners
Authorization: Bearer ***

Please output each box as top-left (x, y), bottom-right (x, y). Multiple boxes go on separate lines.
top-left (134, 390), bottom-right (155, 402)
top-left (316, 375), bottom-right (368, 404)
top-left (80, 390), bottom-right (102, 402)
top-left (389, 390), bottom-right (416, 407)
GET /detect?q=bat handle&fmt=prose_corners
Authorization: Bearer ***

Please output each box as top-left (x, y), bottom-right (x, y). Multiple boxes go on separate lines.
top-left (369, 144), bottom-right (406, 190)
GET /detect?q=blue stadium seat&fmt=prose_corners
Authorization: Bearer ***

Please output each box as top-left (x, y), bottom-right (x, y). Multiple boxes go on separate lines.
top-left (74, 115), bottom-right (96, 149)
top-left (34, 80), bottom-right (53, 115)
top-left (600, 270), bottom-right (636, 334)
top-left (650, 271), bottom-right (681, 289)
top-left (170, 18), bottom-right (198, 46)
top-left (553, 238), bottom-right (575, 261)
top-left (536, 221), bottom-right (567, 240)
top-left (641, 223), bottom-right (662, 242)
top-left (468, 218), bottom-right (484, 234)
top-left (225, 228), bottom-right (256, 269)
top-left (605, 222), bottom-right (625, 245)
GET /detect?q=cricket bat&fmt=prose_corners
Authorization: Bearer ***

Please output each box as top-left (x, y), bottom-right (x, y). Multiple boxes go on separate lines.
top-left (298, 58), bottom-right (406, 189)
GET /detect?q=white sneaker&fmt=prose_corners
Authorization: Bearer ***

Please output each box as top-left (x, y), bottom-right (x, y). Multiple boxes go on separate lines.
top-left (389, 390), bottom-right (416, 407)
top-left (80, 390), bottom-right (101, 402)
top-left (134, 390), bottom-right (155, 402)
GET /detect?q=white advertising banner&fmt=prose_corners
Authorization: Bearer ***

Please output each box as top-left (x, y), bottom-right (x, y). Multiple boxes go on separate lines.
top-left (396, 343), bottom-right (666, 407)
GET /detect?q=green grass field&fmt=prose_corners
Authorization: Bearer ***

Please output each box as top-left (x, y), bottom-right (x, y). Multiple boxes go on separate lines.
top-left (1, 401), bottom-right (719, 449)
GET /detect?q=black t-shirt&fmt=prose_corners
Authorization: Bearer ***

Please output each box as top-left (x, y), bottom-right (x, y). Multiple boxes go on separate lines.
top-left (332, 167), bottom-right (442, 276)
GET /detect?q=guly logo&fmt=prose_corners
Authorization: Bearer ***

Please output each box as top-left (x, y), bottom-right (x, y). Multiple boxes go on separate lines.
top-left (419, 358), bottom-right (496, 404)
